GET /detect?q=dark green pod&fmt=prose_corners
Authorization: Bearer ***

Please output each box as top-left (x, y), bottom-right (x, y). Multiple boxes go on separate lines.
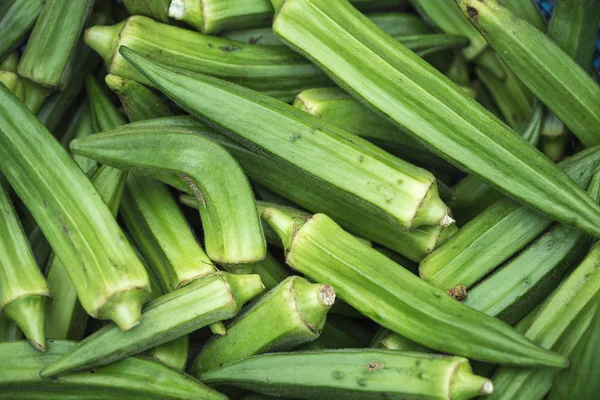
top-left (0, 0), bottom-right (44, 60)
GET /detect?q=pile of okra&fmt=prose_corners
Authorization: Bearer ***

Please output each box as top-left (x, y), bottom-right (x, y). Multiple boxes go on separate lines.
top-left (1, 0), bottom-right (599, 399)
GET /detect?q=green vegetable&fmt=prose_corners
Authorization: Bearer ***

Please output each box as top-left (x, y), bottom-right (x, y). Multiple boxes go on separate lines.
top-left (105, 74), bottom-right (173, 122)
top-left (199, 349), bottom-right (493, 400)
top-left (0, 0), bottom-right (44, 60)
top-left (370, 327), bottom-right (431, 352)
top-left (123, 0), bottom-right (171, 22)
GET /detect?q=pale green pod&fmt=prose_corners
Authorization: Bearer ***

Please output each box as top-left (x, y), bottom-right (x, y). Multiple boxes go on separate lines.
top-left (199, 350), bottom-right (493, 400)
top-left (0, 341), bottom-right (226, 400)
top-left (0, 52), bottom-right (19, 71)
top-left (0, 181), bottom-right (51, 352)
top-left (18, 0), bottom-right (94, 88)
top-left (41, 272), bottom-right (264, 377)
top-left (191, 276), bottom-right (334, 375)
top-left (271, 0), bottom-right (600, 238)
top-left (0, 0), bottom-right (44, 60)
top-left (117, 46), bottom-right (452, 230)
top-left (263, 208), bottom-right (567, 367)
top-left (456, 0), bottom-right (600, 147)
top-left (0, 82), bottom-right (151, 331)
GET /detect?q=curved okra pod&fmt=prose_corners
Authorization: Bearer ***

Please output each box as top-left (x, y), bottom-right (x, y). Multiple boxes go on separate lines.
top-left (70, 124), bottom-right (265, 265)
top-left (0, 0), bottom-right (44, 60)
top-left (199, 349), bottom-right (493, 400)
top-left (105, 74), bottom-right (173, 122)
top-left (0, 341), bottom-right (226, 400)
top-left (41, 272), bottom-right (264, 377)
top-left (85, 16), bottom-right (331, 103)
top-left (271, 0), bottom-right (600, 238)
top-left (487, 238), bottom-right (600, 400)
top-left (457, 0), bottom-right (600, 147)
top-left (17, 0), bottom-right (94, 89)
top-left (0, 181), bottom-right (51, 352)
top-left (262, 208), bottom-right (567, 367)
top-left (420, 146), bottom-right (600, 290)
top-left (118, 47), bottom-right (452, 230)
top-left (0, 82), bottom-right (151, 331)
top-left (191, 276), bottom-right (334, 375)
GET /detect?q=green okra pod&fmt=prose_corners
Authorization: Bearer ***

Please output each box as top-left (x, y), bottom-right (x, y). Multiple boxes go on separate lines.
top-left (70, 122), bottom-right (265, 265)
top-left (18, 0), bottom-right (94, 88)
top-left (223, 251), bottom-right (290, 291)
top-left (200, 349), bottom-right (493, 400)
top-left (0, 82), bottom-right (151, 331)
top-left (263, 208), bottom-right (566, 367)
top-left (0, 317), bottom-right (22, 342)
top-left (0, 56), bottom-right (50, 114)
top-left (70, 105), bottom-right (97, 173)
top-left (0, 52), bottom-right (18, 71)
top-left (547, 297), bottom-right (600, 400)
top-left (420, 146), bottom-right (600, 290)
top-left (457, 0), bottom-right (600, 147)
top-left (86, 75), bottom-right (127, 132)
top-left (118, 47), bottom-right (453, 231)
top-left (370, 327), bottom-right (432, 352)
top-left (463, 172), bottom-right (600, 324)
top-left (105, 74), bottom-right (173, 122)
top-left (296, 315), bottom-right (372, 351)
top-left (0, 341), bottom-right (226, 400)
top-left (123, 0), bottom-right (171, 22)
top-left (191, 276), bottom-right (334, 374)
top-left (0, 181), bottom-right (51, 352)
top-left (0, 0), bottom-right (44, 60)
top-left (487, 238), bottom-right (600, 400)
top-left (498, 0), bottom-right (545, 30)
top-left (85, 16), bottom-right (331, 103)
top-left (41, 272), bottom-right (264, 377)
top-left (271, 0), bottom-right (600, 238)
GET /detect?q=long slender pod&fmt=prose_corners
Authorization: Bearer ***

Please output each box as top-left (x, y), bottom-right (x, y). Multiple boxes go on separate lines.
top-left (420, 146), bottom-right (600, 290)
top-left (191, 276), bottom-right (334, 375)
top-left (270, 0), bottom-right (600, 237)
top-left (18, 0), bottom-right (94, 88)
top-left (0, 181), bottom-right (50, 352)
top-left (0, 0), bottom-right (44, 60)
top-left (456, 0), bottom-right (600, 147)
top-left (40, 272), bottom-right (264, 377)
top-left (0, 82), bottom-right (150, 331)
top-left (199, 350), bottom-right (492, 400)
top-left (262, 208), bottom-right (566, 367)
top-left (0, 341), bottom-right (225, 400)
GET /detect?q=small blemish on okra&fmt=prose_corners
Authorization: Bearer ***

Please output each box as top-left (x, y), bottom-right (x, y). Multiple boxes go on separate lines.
top-left (290, 133), bottom-right (301, 142)
top-left (220, 45), bottom-right (241, 52)
top-left (357, 378), bottom-right (368, 387)
top-left (366, 362), bottom-right (384, 371)
top-left (332, 371), bottom-right (344, 379)
top-left (358, 155), bottom-right (364, 163)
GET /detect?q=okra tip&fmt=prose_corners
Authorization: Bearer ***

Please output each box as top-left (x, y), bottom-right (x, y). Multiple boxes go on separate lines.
top-left (223, 273), bottom-right (266, 311)
top-left (96, 289), bottom-right (149, 331)
top-left (293, 278), bottom-right (336, 332)
top-left (104, 74), bottom-right (126, 92)
top-left (451, 362), bottom-right (494, 399)
top-left (3, 295), bottom-right (49, 353)
top-left (261, 208), bottom-right (307, 254)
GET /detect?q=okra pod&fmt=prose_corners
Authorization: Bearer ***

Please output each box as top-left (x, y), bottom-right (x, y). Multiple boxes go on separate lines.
top-left (499, 0), bottom-right (545, 31)
top-left (0, 82), bottom-right (151, 331)
top-left (272, 0), bottom-right (600, 238)
top-left (0, 317), bottom-right (22, 342)
top-left (0, 52), bottom-right (18, 71)
top-left (296, 315), bottom-right (372, 351)
top-left (547, 297), bottom-right (600, 400)
top-left (0, 0), bottom-right (44, 60)
top-left (464, 172), bottom-right (600, 324)
top-left (45, 165), bottom-right (128, 341)
top-left (41, 272), bottom-right (264, 377)
top-left (70, 121), bottom-right (266, 265)
top-left (540, 111), bottom-right (570, 162)
top-left (457, 0), bottom-right (600, 147)
top-left (263, 208), bottom-right (566, 367)
top-left (105, 74), bottom-right (173, 122)
top-left (191, 276), bottom-right (334, 374)
top-left (225, 251), bottom-right (290, 291)
top-left (86, 75), bottom-right (127, 132)
top-left (119, 47), bottom-right (452, 231)
top-left (0, 71), bottom-right (49, 114)
top-left (123, 0), bottom-right (171, 22)
top-left (85, 16), bottom-right (331, 103)
top-left (70, 105), bottom-right (97, 173)
top-left (18, 0), bottom-right (94, 88)
top-left (420, 146), bottom-right (600, 290)
top-left (487, 239), bottom-right (600, 400)
top-left (0, 181), bottom-right (51, 352)
top-left (0, 341), bottom-right (226, 400)
top-left (200, 349), bottom-right (493, 400)
top-left (370, 327), bottom-right (431, 352)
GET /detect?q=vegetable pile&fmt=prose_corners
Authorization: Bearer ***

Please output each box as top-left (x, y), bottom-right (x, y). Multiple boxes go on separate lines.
top-left (1, 0), bottom-right (599, 399)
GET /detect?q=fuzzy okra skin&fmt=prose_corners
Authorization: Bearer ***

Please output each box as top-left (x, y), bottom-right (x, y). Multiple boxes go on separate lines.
top-left (271, 0), bottom-right (600, 238)
top-left (41, 272), bottom-right (264, 377)
top-left (105, 74), bottom-right (173, 122)
top-left (457, 0), bottom-right (600, 148)
top-left (420, 146), bottom-right (600, 290)
top-left (0, 181), bottom-right (51, 352)
top-left (263, 209), bottom-right (567, 367)
top-left (85, 16), bottom-right (331, 103)
top-left (0, 83), bottom-right (151, 331)
top-left (17, 0), bottom-right (94, 88)
top-left (119, 47), bottom-right (452, 230)
top-left (200, 349), bottom-right (493, 400)
top-left (70, 124), bottom-right (265, 265)
top-left (0, 0), bottom-right (44, 60)
top-left (0, 341), bottom-right (226, 400)
top-left (191, 276), bottom-right (334, 375)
